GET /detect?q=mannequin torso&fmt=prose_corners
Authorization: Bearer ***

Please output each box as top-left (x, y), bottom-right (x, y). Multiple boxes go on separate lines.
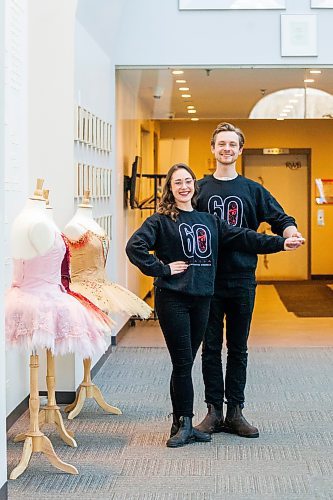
top-left (11, 199), bottom-right (57, 260)
top-left (63, 206), bottom-right (105, 241)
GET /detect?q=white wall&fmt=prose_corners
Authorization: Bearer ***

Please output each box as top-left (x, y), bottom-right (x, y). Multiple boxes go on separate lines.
top-left (77, 0), bottom-right (333, 66)
top-left (0, 1), bottom-right (7, 492)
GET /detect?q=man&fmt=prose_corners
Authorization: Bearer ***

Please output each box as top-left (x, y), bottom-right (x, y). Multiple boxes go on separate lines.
top-left (195, 122), bottom-right (302, 438)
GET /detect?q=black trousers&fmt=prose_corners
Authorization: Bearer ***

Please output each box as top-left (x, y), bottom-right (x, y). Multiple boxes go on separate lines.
top-left (201, 280), bottom-right (256, 407)
top-left (155, 287), bottom-right (211, 418)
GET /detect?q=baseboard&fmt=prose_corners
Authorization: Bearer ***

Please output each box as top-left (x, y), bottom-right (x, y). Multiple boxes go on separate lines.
top-left (0, 481), bottom-right (7, 500)
top-left (311, 274), bottom-right (333, 280)
top-left (6, 396), bottom-right (29, 432)
top-left (39, 391), bottom-right (76, 404)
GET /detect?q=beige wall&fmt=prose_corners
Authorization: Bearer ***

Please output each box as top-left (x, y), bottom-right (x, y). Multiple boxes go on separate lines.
top-left (159, 119), bottom-right (333, 276)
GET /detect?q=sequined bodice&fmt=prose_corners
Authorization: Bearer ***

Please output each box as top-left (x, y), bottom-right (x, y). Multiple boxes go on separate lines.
top-left (67, 231), bottom-right (109, 282)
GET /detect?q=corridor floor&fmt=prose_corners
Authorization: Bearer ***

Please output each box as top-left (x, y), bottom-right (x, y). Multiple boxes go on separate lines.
top-left (7, 285), bottom-right (333, 499)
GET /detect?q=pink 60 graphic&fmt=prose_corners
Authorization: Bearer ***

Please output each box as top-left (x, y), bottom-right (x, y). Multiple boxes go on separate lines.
top-left (207, 195), bottom-right (243, 227)
top-left (179, 223), bottom-right (212, 259)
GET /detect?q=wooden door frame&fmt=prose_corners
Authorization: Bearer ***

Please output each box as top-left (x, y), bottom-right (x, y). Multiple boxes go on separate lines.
top-left (241, 148), bottom-right (311, 280)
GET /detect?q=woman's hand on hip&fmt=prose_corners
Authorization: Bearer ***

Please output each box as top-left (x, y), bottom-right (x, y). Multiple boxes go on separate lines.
top-left (168, 261), bottom-right (189, 275)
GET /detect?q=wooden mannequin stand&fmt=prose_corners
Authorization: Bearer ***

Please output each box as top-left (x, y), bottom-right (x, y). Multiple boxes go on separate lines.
top-left (14, 350), bottom-right (77, 448)
top-left (64, 358), bottom-right (122, 420)
top-left (10, 354), bottom-right (78, 480)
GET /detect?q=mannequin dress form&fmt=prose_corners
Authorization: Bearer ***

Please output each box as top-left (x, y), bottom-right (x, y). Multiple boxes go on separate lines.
top-left (63, 191), bottom-right (140, 419)
top-left (5, 180), bottom-right (79, 479)
top-left (13, 190), bottom-right (77, 449)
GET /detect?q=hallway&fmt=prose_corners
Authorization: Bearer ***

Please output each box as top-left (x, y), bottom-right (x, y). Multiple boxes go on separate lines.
top-left (7, 284), bottom-right (333, 499)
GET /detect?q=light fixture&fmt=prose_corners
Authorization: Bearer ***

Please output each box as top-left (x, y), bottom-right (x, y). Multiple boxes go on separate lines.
top-left (181, 94), bottom-right (191, 98)
top-left (289, 99), bottom-right (298, 103)
top-left (277, 117), bottom-right (284, 121)
top-left (304, 78), bottom-right (315, 83)
top-left (188, 109), bottom-right (197, 114)
top-left (191, 118), bottom-right (199, 121)
top-left (310, 70), bottom-right (322, 74)
top-left (179, 87), bottom-right (189, 91)
top-left (176, 79), bottom-right (186, 83)
top-left (282, 109), bottom-right (291, 113)
top-left (187, 105), bottom-right (195, 109)
top-left (172, 70), bottom-right (184, 75)
top-left (280, 113), bottom-right (288, 117)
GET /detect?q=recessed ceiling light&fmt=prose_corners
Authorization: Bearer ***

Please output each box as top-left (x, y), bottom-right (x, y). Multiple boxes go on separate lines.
top-left (176, 79), bottom-right (186, 83)
top-left (172, 70), bottom-right (184, 75)
top-left (179, 87), bottom-right (189, 91)
top-left (310, 70), bottom-right (322, 74)
top-left (304, 78), bottom-right (315, 83)
top-left (277, 117), bottom-right (284, 121)
top-left (188, 109), bottom-right (197, 114)
top-left (289, 99), bottom-right (298, 103)
top-left (191, 118), bottom-right (199, 121)
top-left (181, 94), bottom-right (191, 98)
top-left (187, 105), bottom-right (195, 109)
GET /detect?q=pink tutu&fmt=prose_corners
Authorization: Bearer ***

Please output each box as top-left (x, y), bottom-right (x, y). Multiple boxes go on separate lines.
top-left (5, 232), bottom-right (107, 358)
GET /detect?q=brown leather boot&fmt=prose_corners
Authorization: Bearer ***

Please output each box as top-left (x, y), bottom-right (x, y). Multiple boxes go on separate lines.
top-left (194, 403), bottom-right (224, 434)
top-left (223, 404), bottom-right (259, 438)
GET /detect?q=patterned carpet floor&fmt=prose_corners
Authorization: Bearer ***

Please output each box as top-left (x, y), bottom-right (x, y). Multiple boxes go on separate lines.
top-left (7, 346), bottom-right (333, 500)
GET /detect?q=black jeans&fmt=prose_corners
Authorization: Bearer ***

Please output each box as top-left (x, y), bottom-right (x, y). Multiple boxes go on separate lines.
top-left (201, 280), bottom-right (256, 407)
top-left (155, 287), bottom-right (211, 418)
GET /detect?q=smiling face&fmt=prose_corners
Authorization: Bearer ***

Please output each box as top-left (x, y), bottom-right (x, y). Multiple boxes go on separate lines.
top-left (170, 168), bottom-right (195, 207)
top-left (211, 130), bottom-right (243, 167)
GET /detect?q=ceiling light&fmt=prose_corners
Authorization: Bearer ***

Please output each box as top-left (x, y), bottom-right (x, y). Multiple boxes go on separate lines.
top-left (310, 70), bottom-right (322, 74)
top-left (187, 105), bottom-right (195, 109)
top-left (191, 118), bottom-right (199, 121)
top-left (304, 78), bottom-right (315, 83)
top-left (176, 79), bottom-right (186, 83)
top-left (282, 109), bottom-right (291, 113)
top-left (280, 113), bottom-right (288, 117)
top-left (179, 87), bottom-right (189, 91)
top-left (188, 109), bottom-right (197, 114)
top-left (289, 99), bottom-right (298, 103)
top-left (277, 117), bottom-right (284, 120)
top-left (172, 70), bottom-right (184, 75)
top-left (181, 94), bottom-right (191, 98)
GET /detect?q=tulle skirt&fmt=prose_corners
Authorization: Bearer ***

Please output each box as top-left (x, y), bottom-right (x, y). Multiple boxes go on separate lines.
top-left (5, 284), bottom-right (107, 357)
top-left (70, 279), bottom-right (152, 319)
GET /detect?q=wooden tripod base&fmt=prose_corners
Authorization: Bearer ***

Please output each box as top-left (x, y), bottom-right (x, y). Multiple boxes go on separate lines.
top-left (10, 433), bottom-right (78, 480)
top-left (10, 354), bottom-right (78, 480)
top-left (14, 405), bottom-right (77, 448)
top-left (64, 358), bottom-right (122, 420)
top-left (14, 350), bottom-right (77, 448)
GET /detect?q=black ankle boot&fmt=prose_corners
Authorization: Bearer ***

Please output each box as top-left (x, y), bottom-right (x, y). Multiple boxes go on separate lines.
top-left (166, 416), bottom-right (211, 448)
top-left (194, 403), bottom-right (224, 434)
top-left (223, 404), bottom-right (259, 438)
top-left (170, 414), bottom-right (179, 437)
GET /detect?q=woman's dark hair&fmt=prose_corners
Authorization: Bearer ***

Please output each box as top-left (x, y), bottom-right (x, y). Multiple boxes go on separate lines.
top-left (157, 163), bottom-right (198, 221)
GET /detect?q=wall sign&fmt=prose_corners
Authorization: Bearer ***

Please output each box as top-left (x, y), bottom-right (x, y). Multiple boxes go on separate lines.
top-left (179, 0), bottom-right (286, 9)
top-left (281, 14), bottom-right (317, 57)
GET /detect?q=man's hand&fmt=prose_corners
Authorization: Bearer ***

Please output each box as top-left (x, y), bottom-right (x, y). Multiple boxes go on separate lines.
top-left (284, 236), bottom-right (306, 251)
top-left (168, 261), bottom-right (189, 275)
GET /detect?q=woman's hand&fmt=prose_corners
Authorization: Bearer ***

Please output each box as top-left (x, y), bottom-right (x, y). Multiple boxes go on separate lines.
top-left (168, 261), bottom-right (189, 275)
top-left (284, 236), bottom-right (305, 251)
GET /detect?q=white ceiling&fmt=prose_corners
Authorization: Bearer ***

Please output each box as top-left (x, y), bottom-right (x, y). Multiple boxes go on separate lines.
top-left (117, 67), bottom-right (333, 120)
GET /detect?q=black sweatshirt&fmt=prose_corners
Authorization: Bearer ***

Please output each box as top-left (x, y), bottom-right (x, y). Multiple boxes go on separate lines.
top-left (197, 175), bottom-right (297, 282)
top-left (126, 209), bottom-right (285, 297)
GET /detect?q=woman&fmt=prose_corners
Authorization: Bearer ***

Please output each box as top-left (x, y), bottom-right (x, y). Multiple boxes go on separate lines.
top-left (126, 163), bottom-right (303, 448)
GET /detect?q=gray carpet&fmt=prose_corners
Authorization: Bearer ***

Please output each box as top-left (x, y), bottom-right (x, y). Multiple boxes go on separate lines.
top-left (7, 346), bottom-right (333, 500)
top-left (274, 283), bottom-right (333, 317)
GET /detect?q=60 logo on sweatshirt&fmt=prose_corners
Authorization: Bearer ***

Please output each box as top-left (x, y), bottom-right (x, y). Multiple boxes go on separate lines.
top-left (179, 223), bottom-right (212, 259)
top-left (208, 195), bottom-right (243, 227)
